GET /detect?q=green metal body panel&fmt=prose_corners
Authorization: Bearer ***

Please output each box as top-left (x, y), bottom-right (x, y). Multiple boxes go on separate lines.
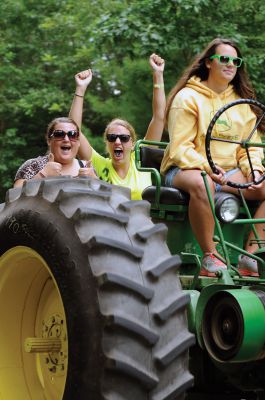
top-left (135, 138), bottom-right (265, 398)
top-left (185, 289), bottom-right (200, 333)
top-left (151, 207), bottom-right (247, 264)
top-left (212, 289), bottom-right (265, 362)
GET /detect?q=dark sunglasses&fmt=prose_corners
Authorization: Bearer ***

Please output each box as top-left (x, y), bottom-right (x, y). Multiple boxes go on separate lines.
top-left (210, 54), bottom-right (243, 68)
top-left (106, 133), bottom-right (131, 143)
top-left (48, 130), bottom-right (80, 141)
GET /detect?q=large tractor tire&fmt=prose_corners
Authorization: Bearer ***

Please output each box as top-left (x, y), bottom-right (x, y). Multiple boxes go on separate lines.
top-left (0, 177), bottom-right (193, 400)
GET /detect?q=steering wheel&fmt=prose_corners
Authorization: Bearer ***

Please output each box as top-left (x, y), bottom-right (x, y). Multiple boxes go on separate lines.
top-left (205, 99), bottom-right (265, 189)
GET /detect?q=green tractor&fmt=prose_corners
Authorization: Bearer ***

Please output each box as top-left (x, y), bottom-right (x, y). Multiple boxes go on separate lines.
top-left (0, 99), bottom-right (264, 399)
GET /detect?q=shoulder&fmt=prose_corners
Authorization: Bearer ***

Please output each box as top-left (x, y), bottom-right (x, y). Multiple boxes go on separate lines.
top-left (130, 152), bottom-right (142, 173)
top-left (171, 87), bottom-right (201, 110)
top-left (130, 152), bottom-right (152, 196)
top-left (15, 155), bottom-right (48, 180)
top-left (173, 86), bottom-right (195, 99)
top-left (130, 152), bottom-right (136, 163)
top-left (170, 88), bottom-right (199, 118)
top-left (23, 155), bottom-right (49, 169)
top-left (130, 152), bottom-right (151, 181)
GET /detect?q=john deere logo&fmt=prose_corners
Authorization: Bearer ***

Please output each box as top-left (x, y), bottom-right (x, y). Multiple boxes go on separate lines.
top-left (216, 118), bottom-right (230, 128)
top-left (210, 110), bottom-right (232, 132)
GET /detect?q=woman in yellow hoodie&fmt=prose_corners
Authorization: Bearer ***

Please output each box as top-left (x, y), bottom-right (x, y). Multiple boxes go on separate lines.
top-left (161, 37), bottom-right (265, 277)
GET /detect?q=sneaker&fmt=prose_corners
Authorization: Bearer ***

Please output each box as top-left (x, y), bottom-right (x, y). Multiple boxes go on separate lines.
top-left (200, 253), bottom-right (227, 277)
top-left (237, 255), bottom-right (258, 277)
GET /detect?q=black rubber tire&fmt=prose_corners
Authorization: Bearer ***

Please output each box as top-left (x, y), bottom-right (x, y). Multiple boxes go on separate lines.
top-left (205, 98), bottom-right (265, 189)
top-left (0, 176), bottom-right (194, 400)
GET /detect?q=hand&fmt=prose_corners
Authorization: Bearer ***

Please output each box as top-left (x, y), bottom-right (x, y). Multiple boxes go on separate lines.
top-left (41, 153), bottom-right (62, 177)
top-left (247, 170), bottom-right (263, 191)
top-left (149, 53), bottom-right (165, 73)
top-left (210, 165), bottom-right (226, 185)
top-left (78, 160), bottom-right (98, 178)
top-left (75, 69), bottom-right (93, 93)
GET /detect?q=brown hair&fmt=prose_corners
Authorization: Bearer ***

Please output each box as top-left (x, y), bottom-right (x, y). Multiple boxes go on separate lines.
top-left (46, 117), bottom-right (79, 139)
top-left (103, 118), bottom-right (137, 143)
top-left (166, 38), bottom-right (264, 132)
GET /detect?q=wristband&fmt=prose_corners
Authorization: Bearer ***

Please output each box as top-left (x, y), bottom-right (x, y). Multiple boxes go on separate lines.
top-left (75, 93), bottom-right (84, 98)
top-left (154, 83), bottom-right (164, 89)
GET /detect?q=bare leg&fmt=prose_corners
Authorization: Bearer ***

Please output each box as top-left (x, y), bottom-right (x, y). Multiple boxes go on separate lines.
top-left (172, 170), bottom-right (217, 253)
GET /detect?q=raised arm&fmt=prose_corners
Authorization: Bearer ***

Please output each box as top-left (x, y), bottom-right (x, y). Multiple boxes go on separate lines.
top-left (144, 53), bottom-right (166, 141)
top-left (69, 69), bottom-right (93, 160)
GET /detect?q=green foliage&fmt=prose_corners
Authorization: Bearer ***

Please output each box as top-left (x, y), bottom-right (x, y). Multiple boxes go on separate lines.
top-left (0, 129), bottom-right (26, 200)
top-left (0, 0), bottom-right (265, 200)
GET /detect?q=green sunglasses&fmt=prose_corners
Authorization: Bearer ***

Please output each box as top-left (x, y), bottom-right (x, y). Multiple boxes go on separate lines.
top-left (210, 54), bottom-right (243, 68)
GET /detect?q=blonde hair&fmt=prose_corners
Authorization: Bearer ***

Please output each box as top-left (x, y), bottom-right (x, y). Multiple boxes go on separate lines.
top-left (103, 118), bottom-right (137, 143)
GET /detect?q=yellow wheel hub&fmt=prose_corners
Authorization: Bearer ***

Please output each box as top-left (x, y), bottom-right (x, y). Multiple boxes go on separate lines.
top-left (0, 246), bottom-right (67, 399)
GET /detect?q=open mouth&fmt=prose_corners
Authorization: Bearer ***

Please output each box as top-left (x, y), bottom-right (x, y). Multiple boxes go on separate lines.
top-left (60, 145), bottom-right (71, 153)
top-left (113, 148), bottom-right (123, 157)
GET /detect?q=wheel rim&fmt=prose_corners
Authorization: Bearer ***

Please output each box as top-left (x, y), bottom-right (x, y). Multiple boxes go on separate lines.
top-left (202, 294), bottom-right (243, 361)
top-left (0, 246), bottom-right (67, 399)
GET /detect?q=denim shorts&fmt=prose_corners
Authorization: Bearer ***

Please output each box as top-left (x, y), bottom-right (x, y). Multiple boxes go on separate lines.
top-left (215, 168), bottom-right (240, 192)
top-left (164, 166), bottom-right (181, 188)
top-left (165, 166), bottom-right (240, 192)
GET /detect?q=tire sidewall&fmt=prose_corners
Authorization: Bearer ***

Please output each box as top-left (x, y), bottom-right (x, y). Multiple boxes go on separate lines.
top-left (0, 197), bottom-right (103, 399)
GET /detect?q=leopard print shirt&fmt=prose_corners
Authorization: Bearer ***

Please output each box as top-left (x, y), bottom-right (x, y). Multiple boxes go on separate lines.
top-left (14, 155), bottom-right (49, 181)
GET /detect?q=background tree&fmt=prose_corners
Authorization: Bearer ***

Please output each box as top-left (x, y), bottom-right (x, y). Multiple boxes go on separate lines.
top-left (0, 0), bottom-right (264, 200)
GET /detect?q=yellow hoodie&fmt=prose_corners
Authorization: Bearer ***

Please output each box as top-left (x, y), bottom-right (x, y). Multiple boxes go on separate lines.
top-left (160, 76), bottom-right (264, 177)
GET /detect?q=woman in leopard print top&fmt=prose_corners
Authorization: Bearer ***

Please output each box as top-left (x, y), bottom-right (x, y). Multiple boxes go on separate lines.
top-left (14, 117), bottom-right (96, 187)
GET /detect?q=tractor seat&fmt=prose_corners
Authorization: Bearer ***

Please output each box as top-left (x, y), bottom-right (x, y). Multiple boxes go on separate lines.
top-left (140, 146), bottom-right (190, 205)
top-left (142, 186), bottom-right (189, 205)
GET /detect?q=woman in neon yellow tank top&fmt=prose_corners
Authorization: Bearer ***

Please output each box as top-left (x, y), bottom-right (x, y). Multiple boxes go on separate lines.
top-left (69, 54), bottom-right (166, 200)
